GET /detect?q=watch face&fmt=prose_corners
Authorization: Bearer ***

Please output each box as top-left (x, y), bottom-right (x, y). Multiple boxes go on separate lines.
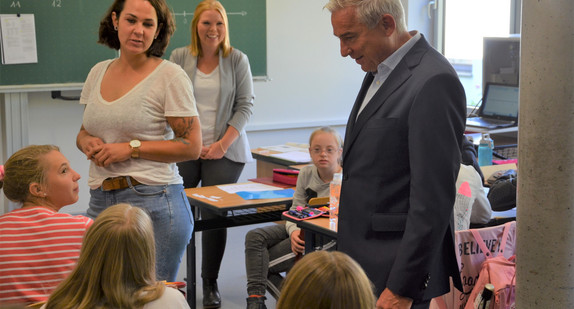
top-left (130, 140), bottom-right (141, 148)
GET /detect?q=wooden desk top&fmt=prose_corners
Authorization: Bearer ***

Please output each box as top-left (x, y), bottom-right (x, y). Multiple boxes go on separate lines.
top-left (185, 182), bottom-right (293, 213)
top-left (251, 145), bottom-right (311, 166)
top-left (465, 125), bottom-right (518, 134)
top-left (284, 216), bottom-right (338, 238)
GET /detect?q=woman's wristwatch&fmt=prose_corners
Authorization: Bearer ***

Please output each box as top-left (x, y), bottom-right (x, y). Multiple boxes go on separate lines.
top-left (129, 139), bottom-right (141, 159)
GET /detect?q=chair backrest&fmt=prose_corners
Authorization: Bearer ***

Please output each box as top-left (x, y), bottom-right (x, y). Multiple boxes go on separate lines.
top-left (431, 221), bottom-right (517, 309)
top-left (308, 197), bottom-right (329, 206)
top-left (27, 301), bottom-right (46, 309)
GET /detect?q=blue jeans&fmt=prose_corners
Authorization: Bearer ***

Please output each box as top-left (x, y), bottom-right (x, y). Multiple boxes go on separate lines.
top-left (88, 183), bottom-right (193, 282)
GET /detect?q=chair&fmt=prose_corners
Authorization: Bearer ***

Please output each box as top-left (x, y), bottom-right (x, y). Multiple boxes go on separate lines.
top-left (307, 197), bottom-right (329, 207)
top-left (26, 302), bottom-right (45, 309)
top-left (431, 221), bottom-right (516, 309)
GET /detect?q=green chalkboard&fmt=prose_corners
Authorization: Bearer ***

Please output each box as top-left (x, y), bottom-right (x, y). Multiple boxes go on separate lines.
top-left (167, 0), bottom-right (267, 77)
top-left (0, 0), bottom-right (266, 89)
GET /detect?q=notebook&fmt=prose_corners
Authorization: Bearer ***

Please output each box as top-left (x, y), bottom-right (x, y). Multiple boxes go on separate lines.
top-left (466, 83), bottom-right (519, 129)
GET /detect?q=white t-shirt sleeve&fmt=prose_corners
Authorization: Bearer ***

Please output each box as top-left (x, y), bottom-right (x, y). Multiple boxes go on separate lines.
top-left (163, 64), bottom-right (198, 118)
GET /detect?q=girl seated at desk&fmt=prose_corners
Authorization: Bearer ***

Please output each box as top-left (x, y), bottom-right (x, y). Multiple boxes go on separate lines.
top-left (243, 127), bottom-right (342, 309)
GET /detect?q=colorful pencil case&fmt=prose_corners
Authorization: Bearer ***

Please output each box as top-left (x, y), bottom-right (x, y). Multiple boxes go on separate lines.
top-left (273, 168), bottom-right (299, 185)
top-left (283, 206), bottom-right (324, 221)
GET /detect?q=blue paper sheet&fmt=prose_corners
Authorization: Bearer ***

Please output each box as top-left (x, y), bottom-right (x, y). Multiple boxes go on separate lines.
top-left (236, 188), bottom-right (295, 200)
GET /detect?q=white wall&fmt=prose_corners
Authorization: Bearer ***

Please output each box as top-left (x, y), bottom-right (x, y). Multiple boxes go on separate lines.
top-left (250, 0), bottom-right (363, 130)
top-left (1, 0), bottom-right (363, 215)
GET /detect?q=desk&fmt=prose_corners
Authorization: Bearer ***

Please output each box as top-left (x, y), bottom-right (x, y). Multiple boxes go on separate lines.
top-left (282, 216), bottom-right (337, 254)
top-left (185, 182), bottom-right (293, 307)
top-left (465, 125), bottom-right (518, 134)
top-left (251, 144), bottom-right (311, 177)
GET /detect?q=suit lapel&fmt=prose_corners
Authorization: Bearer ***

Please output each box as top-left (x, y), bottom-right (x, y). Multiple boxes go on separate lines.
top-left (345, 73), bottom-right (373, 143)
top-left (343, 36), bottom-right (430, 160)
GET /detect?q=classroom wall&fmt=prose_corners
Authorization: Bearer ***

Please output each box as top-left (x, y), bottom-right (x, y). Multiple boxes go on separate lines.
top-left (1, 0), bottom-right (363, 215)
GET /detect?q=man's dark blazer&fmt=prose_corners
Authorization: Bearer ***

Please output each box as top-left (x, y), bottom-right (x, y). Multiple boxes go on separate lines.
top-left (337, 35), bottom-right (465, 302)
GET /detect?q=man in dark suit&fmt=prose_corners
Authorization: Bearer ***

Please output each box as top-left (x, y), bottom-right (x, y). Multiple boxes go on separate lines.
top-left (325, 0), bottom-right (466, 308)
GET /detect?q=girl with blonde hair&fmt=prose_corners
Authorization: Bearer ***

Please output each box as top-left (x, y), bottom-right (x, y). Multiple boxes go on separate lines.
top-left (277, 251), bottom-right (375, 309)
top-left (0, 145), bottom-right (92, 305)
top-left (244, 127), bottom-right (343, 308)
top-left (43, 203), bottom-right (189, 309)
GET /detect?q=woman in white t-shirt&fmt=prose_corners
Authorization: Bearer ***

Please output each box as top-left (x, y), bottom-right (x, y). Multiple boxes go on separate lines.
top-left (75, 0), bottom-right (201, 282)
top-left (43, 204), bottom-right (190, 309)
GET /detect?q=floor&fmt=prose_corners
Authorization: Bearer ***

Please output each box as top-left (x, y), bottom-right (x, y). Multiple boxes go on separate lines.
top-left (179, 222), bottom-right (279, 309)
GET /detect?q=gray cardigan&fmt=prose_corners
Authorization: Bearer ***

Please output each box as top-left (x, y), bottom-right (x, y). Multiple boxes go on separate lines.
top-left (169, 47), bottom-right (255, 163)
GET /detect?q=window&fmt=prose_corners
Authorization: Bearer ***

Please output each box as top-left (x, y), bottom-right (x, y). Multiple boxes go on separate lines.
top-left (429, 0), bottom-right (521, 107)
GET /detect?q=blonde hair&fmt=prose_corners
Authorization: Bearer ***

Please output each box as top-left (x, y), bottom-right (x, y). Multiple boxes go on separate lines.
top-left (188, 0), bottom-right (232, 57)
top-left (0, 144), bottom-right (59, 204)
top-left (309, 126), bottom-right (343, 149)
top-left (324, 0), bottom-right (407, 34)
top-left (277, 251), bottom-right (375, 309)
top-left (45, 204), bottom-right (164, 309)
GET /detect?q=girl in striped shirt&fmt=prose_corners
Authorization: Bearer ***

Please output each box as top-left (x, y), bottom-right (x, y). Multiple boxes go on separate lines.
top-left (0, 145), bottom-right (92, 306)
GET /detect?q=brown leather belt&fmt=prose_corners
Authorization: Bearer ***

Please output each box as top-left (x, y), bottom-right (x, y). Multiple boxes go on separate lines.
top-left (101, 176), bottom-right (141, 191)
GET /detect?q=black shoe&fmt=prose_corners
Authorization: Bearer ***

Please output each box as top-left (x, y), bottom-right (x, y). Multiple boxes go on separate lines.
top-left (203, 279), bottom-right (221, 308)
top-left (246, 296), bottom-right (267, 309)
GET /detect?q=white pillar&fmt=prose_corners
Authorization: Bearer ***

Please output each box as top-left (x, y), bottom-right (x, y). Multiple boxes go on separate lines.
top-left (0, 92), bottom-right (29, 213)
top-left (517, 0), bottom-right (574, 307)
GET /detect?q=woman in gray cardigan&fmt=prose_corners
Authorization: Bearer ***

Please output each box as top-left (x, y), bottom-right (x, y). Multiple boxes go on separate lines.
top-left (169, 1), bottom-right (254, 308)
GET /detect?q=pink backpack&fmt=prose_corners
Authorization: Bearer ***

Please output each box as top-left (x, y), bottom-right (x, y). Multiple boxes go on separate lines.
top-left (464, 223), bottom-right (516, 309)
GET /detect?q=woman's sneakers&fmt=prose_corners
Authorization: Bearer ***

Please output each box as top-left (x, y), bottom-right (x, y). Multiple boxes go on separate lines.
top-left (246, 295), bottom-right (267, 309)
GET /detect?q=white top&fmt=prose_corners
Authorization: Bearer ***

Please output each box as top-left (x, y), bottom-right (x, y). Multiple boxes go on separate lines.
top-left (453, 164), bottom-right (493, 231)
top-left (80, 59), bottom-right (199, 188)
top-left (143, 286), bottom-right (190, 309)
top-left (194, 66), bottom-right (220, 146)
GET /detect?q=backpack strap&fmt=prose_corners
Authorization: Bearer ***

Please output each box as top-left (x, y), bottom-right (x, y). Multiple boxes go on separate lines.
top-left (498, 221), bottom-right (513, 255)
top-left (470, 221), bottom-right (513, 260)
top-left (470, 228), bottom-right (492, 259)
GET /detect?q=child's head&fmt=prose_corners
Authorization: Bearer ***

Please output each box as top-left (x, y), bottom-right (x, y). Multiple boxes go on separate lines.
top-left (308, 127), bottom-right (343, 171)
top-left (277, 250), bottom-right (375, 309)
top-left (45, 203), bottom-right (163, 309)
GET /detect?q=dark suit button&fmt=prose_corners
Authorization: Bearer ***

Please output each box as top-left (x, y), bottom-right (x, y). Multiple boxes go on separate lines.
top-left (421, 274), bottom-right (431, 289)
top-left (343, 174), bottom-right (348, 180)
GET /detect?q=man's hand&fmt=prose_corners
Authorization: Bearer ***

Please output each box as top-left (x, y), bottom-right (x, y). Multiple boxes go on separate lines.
top-left (376, 288), bottom-right (413, 309)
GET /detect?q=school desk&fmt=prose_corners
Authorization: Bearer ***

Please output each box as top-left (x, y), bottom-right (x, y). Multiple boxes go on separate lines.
top-left (184, 182), bottom-right (293, 307)
top-left (282, 216), bottom-right (338, 254)
top-left (251, 144), bottom-right (311, 177)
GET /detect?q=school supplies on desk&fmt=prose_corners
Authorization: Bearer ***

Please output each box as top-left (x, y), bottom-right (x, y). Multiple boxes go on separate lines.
top-left (282, 206), bottom-right (324, 221)
top-left (236, 188), bottom-right (295, 200)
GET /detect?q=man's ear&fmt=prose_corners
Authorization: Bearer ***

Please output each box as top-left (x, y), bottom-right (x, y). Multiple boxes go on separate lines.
top-left (379, 14), bottom-right (396, 35)
top-left (29, 182), bottom-right (45, 198)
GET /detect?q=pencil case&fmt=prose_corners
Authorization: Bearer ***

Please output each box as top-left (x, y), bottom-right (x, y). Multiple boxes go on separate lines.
top-left (273, 168), bottom-right (299, 185)
top-left (282, 206), bottom-right (324, 221)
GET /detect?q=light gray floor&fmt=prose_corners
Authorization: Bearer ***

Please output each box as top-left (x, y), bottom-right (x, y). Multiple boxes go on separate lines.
top-left (180, 222), bottom-right (279, 309)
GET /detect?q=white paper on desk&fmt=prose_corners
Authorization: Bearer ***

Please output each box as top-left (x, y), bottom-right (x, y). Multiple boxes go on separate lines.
top-left (261, 144), bottom-right (305, 153)
top-left (0, 14), bottom-right (38, 64)
top-left (217, 183), bottom-right (284, 194)
top-left (269, 151), bottom-right (311, 164)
